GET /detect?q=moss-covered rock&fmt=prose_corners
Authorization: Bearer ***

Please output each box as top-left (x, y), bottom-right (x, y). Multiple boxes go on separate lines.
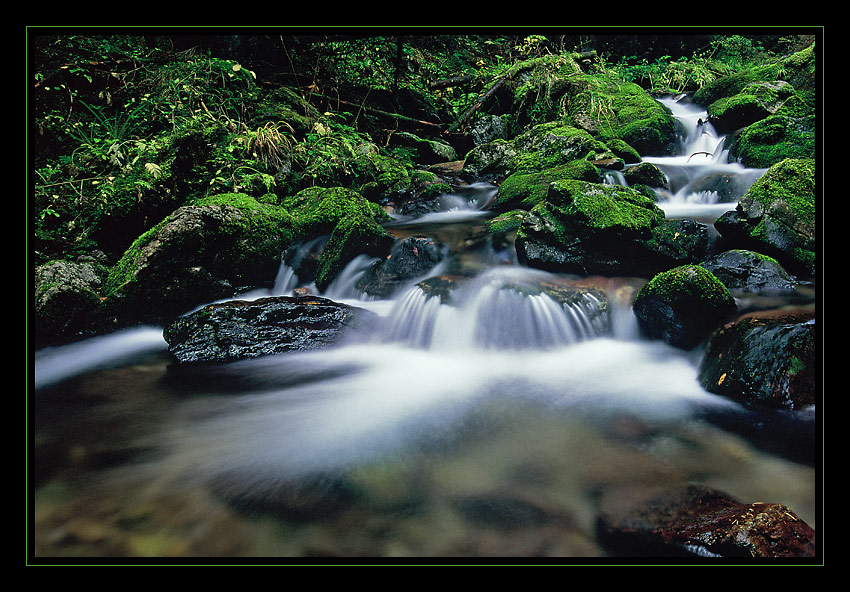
top-left (388, 131), bottom-right (457, 164)
top-left (632, 265), bottom-right (737, 350)
top-left (622, 162), bottom-right (668, 189)
top-left (714, 158), bottom-right (816, 276)
top-left (281, 186), bottom-right (390, 238)
top-left (493, 158), bottom-right (602, 211)
top-left (726, 93), bottom-right (816, 167)
top-left (694, 43), bottom-right (817, 168)
top-left (103, 193), bottom-right (296, 326)
top-left (515, 180), bottom-right (676, 276)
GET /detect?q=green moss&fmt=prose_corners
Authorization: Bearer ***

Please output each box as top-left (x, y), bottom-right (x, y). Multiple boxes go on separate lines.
top-left (494, 159), bottom-right (601, 210)
top-left (104, 218), bottom-right (169, 295)
top-left (636, 264), bottom-right (733, 308)
top-left (548, 180), bottom-right (664, 231)
top-left (281, 186), bottom-right (390, 238)
top-left (486, 209), bottom-right (527, 235)
top-left (744, 158), bottom-right (815, 221)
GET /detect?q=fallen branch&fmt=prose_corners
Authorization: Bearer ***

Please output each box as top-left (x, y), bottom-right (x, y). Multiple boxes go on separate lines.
top-left (309, 92), bottom-right (444, 130)
top-left (430, 74), bottom-right (474, 89)
top-left (686, 151), bottom-right (714, 163)
top-left (447, 71), bottom-right (513, 134)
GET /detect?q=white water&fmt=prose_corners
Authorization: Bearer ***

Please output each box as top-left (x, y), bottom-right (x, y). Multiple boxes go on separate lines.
top-left (31, 97), bottom-right (814, 559)
top-left (634, 96), bottom-right (767, 221)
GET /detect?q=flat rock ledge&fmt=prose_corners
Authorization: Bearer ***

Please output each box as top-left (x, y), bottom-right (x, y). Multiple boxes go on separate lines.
top-left (596, 484), bottom-right (816, 559)
top-left (163, 295), bottom-right (377, 364)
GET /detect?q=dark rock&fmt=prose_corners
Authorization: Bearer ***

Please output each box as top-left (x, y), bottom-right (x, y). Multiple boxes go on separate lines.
top-left (632, 265), bottom-right (737, 350)
top-left (698, 309), bottom-right (816, 410)
top-left (597, 484), bottom-right (816, 558)
top-left (357, 236), bottom-right (448, 298)
top-left (700, 249), bottom-right (799, 293)
top-left (163, 295), bottom-right (377, 363)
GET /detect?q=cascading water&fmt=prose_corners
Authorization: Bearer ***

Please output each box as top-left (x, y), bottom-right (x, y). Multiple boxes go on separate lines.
top-left (31, 125), bottom-right (814, 560)
top-left (621, 96), bottom-right (768, 221)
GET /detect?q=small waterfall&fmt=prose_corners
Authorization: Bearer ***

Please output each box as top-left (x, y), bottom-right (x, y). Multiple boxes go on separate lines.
top-left (322, 254), bottom-right (380, 301)
top-left (379, 268), bottom-right (613, 351)
top-left (642, 95), bottom-right (767, 219)
top-left (392, 182), bottom-right (498, 224)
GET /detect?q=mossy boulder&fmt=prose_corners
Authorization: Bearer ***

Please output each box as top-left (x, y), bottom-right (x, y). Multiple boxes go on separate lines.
top-left (562, 76), bottom-right (678, 156)
top-left (463, 122), bottom-right (637, 183)
top-left (698, 309), bottom-right (816, 410)
top-left (725, 93), bottom-right (816, 168)
top-left (493, 158), bottom-right (602, 211)
top-left (103, 193), bottom-right (296, 326)
top-left (389, 131), bottom-right (457, 165)
top-left (515, 180), bottom-right (708, 277)
top-left (281, 186), bottom-right (391, 238)
top-left (714, 158), bottom-right (816, 276)
top-left (503, 54), bottom-right (678, 156)
top-left (622, 162), bottom-right (668, 189)
top-left (632, 265), bottom-right (737, 350)
top-left (354, 149), bottom-right (413, 202)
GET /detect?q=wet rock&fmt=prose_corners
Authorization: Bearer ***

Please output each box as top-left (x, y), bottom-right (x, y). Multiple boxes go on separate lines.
top-left (597, 484), bottom-right (816, 558)
top-left (357, 236), bottom-right (448, 298)
top-left (515, 180), bottom-right (668, 276)
top-left (163, 295), bottom-right (377, 363)
top-left (632, 265), bottom-right (737, 350)
top-left (700, 249), bottom-right (799, 293)
top-left (698, 309), bottom-right (816, 410)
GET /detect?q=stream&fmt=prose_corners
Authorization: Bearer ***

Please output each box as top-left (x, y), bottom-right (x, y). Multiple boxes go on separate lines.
top-left (31, 96), bottom-right (817, 561)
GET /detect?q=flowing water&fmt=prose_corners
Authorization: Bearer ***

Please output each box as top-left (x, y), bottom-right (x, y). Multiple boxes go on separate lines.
top-left (30, 96), bottom-right (817, 562)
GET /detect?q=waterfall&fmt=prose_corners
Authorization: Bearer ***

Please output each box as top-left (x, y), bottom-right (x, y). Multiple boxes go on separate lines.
top-left (640, 95), bottom-right (767, 220)
top-left (379, 268), bottom-right (613, 351)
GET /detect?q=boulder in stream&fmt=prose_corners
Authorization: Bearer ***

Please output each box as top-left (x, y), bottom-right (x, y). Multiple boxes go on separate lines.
top-left (163, 295), bottom-right (377, 363)
top-left (698, 308), bottom-right (816, 410)
top-left (632, 265), bottom-right (737, 350)
top-left (356, 236), bottom-right (448, 299)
